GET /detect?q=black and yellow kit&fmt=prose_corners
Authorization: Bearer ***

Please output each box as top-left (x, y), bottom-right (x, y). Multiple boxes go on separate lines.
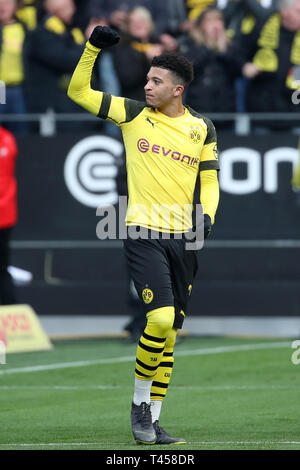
top-left (124, 229), bottom-right (198, 328)
top-left (68, 41), bottom-right (219, 319)
top-left (68, 41), bottom-right (220, 397)
top-left (68, 41), bottom-right (219, 320)
top-left (68, 41), bottom-right (219, 231)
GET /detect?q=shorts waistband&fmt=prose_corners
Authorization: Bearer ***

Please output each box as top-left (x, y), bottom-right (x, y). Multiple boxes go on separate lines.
top-left (126, 225), bottom-right (187, 240)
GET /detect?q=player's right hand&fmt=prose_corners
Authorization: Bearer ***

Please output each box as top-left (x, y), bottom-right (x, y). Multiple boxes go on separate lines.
top-left (203, 214), bottom-right (212, 239)
top-left (89, 26), bottom-right (120, 49)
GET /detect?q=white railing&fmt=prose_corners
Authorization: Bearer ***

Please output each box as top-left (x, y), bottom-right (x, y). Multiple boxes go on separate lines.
top-left (10, 239), bottom-right (300, 249)
top-left (1, 110), bottom-right (300, 136)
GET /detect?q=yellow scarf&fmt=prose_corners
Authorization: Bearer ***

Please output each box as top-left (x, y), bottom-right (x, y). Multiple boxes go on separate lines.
top-left (251, 13), bottom-right (300, 89)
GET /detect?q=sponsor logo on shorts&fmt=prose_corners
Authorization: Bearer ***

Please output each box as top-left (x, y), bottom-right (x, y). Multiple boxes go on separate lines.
top-left (142, 288), bottom-right (154, 304)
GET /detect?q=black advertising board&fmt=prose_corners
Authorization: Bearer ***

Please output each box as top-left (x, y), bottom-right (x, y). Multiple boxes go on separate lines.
top-left (14, 132), bottom-right (300, 241)
top-left (10, 132), bottom-right (300, 317)
top-left (215, 133), bottom-right (300, 239)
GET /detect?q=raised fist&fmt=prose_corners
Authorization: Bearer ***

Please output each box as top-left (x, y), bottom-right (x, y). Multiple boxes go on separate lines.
top-left (89, 26), bottom-right (120, 49)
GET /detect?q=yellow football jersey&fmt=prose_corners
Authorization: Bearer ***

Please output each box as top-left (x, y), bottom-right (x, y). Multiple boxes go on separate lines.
top-left (68, 42), bottom-right (219, 232)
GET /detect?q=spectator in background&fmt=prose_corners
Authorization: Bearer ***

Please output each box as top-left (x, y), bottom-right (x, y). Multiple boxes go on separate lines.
top-left (182, 7), bottom-right (244, 120)
top-left (220, 0), bottom-right (278, 112)
top-left (112, 7), bottom-right (166, 101)
top-left (0, 126), bottom-right (18, 305)
top-left (16, 0), bottom-right (90, 30)
top-left (240, 0), bottom-right (300, 119)
top-left (23, 0), bottom-right (86, 118)
top-left (0, 0), bottom-right (28, 134)
top-left (222, 0), bottom-right (278, 36)
top-left (181, 0), bottom-right (279, 37)
top-left (89, 0), bottom-right (174, 38)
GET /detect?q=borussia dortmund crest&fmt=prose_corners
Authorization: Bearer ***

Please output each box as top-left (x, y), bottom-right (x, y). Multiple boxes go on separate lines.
top-left (213, 143), bottom-right (218, 160)
top-left (142, 288), bottom-right (154, 304)
top-left (188, 127), bottom-right (202, 144)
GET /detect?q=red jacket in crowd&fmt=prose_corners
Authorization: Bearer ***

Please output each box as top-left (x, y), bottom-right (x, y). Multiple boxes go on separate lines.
top-left (0, 127), bottom-right (18, 229)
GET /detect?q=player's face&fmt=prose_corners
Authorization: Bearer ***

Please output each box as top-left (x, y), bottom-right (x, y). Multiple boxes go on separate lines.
top-left (144, 67), bottom-right (181, 108)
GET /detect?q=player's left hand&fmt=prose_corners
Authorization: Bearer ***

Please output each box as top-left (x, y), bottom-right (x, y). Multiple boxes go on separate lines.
top-left (204, 214), bottom-right (212, 239)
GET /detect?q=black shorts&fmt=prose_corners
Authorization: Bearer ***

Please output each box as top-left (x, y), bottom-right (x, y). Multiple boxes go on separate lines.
top-left (123, 228), bottom-right (198, 329)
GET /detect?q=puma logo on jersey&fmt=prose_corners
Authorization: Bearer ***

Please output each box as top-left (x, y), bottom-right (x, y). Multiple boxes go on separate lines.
top-left (146, 117), bottom-right (157, 128)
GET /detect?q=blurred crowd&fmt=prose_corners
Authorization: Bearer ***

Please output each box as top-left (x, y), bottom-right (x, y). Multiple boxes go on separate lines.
top-left (0, 0), bottom-right (300, 134)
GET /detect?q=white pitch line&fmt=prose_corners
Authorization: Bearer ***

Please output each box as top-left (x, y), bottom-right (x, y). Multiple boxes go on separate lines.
top-left (0, 441), bottom-right (300, 448)
top-left (0, 443), bottom-right (113, 447)
top-left (189, 441), bottom-right (300, 446)
top-left (0, 341), bottom-right (291, 376)
top-left (173, 341), bottom-right (292, 358)
top-left (0, 385), bottom-right (125, 390)
top-left (0, 355), bottom-right (136, 375)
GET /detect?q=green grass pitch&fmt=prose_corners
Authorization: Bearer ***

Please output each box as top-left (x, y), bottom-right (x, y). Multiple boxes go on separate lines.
top-left (0, 336), bottom-right (299, 450)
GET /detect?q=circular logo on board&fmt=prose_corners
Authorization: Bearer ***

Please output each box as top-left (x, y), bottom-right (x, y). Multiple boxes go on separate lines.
top-left (64, 135), bottom-right (123, 208)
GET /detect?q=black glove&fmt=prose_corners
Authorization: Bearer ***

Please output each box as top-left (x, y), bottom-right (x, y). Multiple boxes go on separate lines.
top-left (89, 26), bottom-right (120, 49)
top-left (204, 214), bottom-right (212, 239)
top-left (184, 213), bottom-right (212, 243)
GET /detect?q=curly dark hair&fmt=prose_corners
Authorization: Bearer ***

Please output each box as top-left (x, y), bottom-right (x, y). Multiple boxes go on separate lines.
top-left (150, 52), bottom-right (194, 88)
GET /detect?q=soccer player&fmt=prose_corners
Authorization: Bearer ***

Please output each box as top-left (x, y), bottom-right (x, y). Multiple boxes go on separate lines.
top-left (68, 26), bottom-right (220, 445)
